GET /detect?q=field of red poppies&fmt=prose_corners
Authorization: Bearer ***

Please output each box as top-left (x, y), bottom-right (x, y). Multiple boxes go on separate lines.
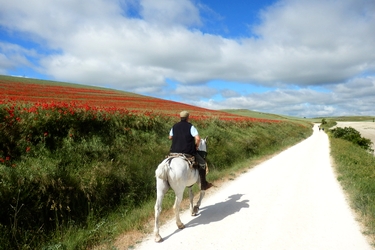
top-left (0, 75), bottom-right (278, 122)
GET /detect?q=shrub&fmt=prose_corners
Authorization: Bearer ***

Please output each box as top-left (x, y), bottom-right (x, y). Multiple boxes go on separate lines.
top-left (330, 127), bottom-right (373, 152)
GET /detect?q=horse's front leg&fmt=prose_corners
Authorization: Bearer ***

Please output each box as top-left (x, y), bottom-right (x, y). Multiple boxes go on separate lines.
top-left (191, 190), bottom-right (205, 216)
top-left (173, 190), bottom-right (185, 229)
top-left (154, 178), bottom-right (169, 243)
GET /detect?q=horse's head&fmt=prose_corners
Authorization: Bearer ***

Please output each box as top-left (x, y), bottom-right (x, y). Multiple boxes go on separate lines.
top-left (198, 136), bottom-right (208, 152)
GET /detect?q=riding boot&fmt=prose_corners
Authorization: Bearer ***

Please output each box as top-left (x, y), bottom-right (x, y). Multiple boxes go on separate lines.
top-left (199, 165), bottom-right (212, 190)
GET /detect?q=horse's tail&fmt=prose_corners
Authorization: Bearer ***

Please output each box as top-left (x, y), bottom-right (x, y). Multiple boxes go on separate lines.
top-left (155, 158), bottom-right (170, 180)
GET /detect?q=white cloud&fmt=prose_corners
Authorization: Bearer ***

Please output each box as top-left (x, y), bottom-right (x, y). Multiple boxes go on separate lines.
top-left (221, 89), bottom-right (241, 98)
top-left (0, 42), bottom-right (39, 70)
top-left (328, 76), bottom-right (375, 99)
top-left (172, 84), bottom-right (218, 101)
top-left (191, 76), bottom-right (375, 117)
top-left (0, 0), bottom-right (375, 117)
top-left (2, 0), bottom-right (373, 87)
top-left (140, 0), bottom-right (201, 27)
top-left (248, 0), bottom-right (375, 85)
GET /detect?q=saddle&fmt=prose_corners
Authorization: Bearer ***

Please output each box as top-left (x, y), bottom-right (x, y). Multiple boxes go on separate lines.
top-left (166, 153), bottom-right (197, 169)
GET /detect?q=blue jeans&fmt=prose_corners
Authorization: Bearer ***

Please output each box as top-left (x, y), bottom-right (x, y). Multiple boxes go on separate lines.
top-left (195, 151), bottom-right (207, 167)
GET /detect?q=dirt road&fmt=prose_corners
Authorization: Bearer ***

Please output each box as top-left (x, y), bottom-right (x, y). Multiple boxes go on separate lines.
top-left (134, 124), bottom-right (372, 250)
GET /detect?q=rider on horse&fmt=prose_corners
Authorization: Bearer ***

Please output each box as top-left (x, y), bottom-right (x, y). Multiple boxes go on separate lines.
top-left (169, 111), bottom-right (213, 190)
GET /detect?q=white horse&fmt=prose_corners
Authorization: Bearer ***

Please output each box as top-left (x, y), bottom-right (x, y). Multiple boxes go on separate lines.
top-left (153, 137), bottom-right (208, 243)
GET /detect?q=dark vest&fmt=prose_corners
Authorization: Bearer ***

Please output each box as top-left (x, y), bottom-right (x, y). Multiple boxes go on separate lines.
top-left (170, 120), bottom-right (196, 155)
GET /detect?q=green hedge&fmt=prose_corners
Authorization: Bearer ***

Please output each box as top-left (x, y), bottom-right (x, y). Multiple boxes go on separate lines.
top-left (330, 126), bottom-right (373, 152)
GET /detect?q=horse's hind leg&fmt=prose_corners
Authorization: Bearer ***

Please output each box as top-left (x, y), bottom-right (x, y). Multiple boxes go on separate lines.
top-left (173, 190), bottom-right (185, 229)
top-left (188, 187), bottom-right (195, 215)
top-left (154, 178), bottom-right (169, 243)
top-left (191, 189), bottom-right (205, 216)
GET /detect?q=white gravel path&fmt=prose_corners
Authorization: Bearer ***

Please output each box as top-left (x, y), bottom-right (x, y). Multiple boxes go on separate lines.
top-left (134, 124), bottom-right (373, 250)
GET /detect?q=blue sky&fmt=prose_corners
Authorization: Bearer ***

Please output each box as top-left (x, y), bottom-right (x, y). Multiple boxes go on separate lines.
top-left (1, 0), bottom-right (375, 118)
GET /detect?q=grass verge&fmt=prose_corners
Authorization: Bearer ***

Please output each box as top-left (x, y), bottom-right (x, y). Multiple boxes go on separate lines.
top-left (330, 136), bottom-right (375, 246)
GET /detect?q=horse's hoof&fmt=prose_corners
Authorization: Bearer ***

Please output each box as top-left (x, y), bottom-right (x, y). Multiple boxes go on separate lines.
top-left (155, 236), bottom-right (163, 243)
top-left (192, 206), bottom-right (199, 216)
top-left (178, 223), bottom-right (185, 229)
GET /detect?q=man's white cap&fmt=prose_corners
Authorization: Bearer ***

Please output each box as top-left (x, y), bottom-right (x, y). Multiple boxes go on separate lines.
top-left (180, 110), bottom-right (189, 118)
